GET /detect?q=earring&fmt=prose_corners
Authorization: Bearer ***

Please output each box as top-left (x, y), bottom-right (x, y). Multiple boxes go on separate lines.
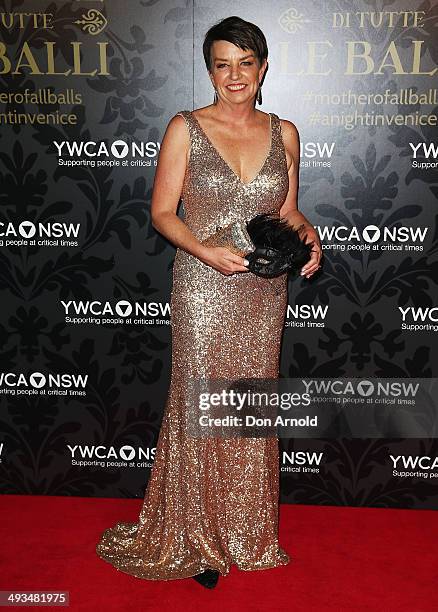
top-left (213, 88), bottom-right (218, 104)
top-left (257, 85), bottom-right (262, 105)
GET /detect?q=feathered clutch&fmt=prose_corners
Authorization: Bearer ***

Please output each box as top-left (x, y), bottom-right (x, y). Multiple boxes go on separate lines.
top-left (201, 212), bottom-right (314, 278)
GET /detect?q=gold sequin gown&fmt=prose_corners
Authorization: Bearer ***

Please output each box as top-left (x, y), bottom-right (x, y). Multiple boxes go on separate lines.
top-left (96, 109), bottom-right (291, 580)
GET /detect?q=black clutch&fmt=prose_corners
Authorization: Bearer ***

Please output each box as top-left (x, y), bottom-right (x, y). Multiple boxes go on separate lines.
top-left (201, 212), bottom-right (314, 278)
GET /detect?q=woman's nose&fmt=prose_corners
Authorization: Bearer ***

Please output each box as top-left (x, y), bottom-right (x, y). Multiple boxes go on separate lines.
top-left (229, 65), bottom-right (241, 79)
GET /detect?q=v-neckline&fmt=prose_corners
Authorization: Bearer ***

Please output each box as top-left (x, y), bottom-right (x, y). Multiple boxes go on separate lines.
top-left (190, 110), bottom-right (273, 187)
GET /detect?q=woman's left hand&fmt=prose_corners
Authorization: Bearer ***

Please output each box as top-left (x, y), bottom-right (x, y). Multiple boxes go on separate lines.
top-left (300, 226), bottom-right (322, 279)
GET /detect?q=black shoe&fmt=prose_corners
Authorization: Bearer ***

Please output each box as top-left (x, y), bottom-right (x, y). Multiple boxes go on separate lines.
top-left (192, 569), bottom-right (220, 589)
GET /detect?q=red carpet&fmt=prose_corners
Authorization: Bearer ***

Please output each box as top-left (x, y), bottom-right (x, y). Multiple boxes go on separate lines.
top-left (0, 495), bottom-right (436, 611)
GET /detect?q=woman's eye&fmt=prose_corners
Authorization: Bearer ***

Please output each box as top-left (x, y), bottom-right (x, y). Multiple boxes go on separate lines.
top-left (216, 61), bottom-right (252, 68)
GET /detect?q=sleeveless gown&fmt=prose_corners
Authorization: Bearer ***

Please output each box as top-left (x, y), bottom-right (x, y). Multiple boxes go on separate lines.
top-left (96, 109), bottom-right (291, 580)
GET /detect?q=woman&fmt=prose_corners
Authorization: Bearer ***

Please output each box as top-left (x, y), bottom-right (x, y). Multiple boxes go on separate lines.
top-left (96, 15), bottom-right (321, 589)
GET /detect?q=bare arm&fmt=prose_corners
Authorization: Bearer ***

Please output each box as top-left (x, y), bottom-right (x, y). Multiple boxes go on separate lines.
top-left (150, 114), bottom-right (248, 275)
top-left (278, 119), bottom-right (322, 279)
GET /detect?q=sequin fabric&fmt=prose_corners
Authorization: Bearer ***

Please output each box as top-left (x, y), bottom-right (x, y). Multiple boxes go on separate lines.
top-left (95, 109), bottom-right (291, 580)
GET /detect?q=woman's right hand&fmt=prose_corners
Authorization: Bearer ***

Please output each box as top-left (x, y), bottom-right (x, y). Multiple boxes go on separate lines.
top-left (198, 246), bottom-right (250, 276)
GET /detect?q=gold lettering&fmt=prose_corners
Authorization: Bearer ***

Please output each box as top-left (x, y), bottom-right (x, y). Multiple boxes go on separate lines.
top-left (386, 12), bottom-right (399, 28)
top-left (413, 11), bottom-right (426, 27)
top-left (345, 40), bottom-right (436, 76)
top-left (12, 41), bottom-right (42, 75)
top-left (0, 42), bottom-right (11, 74)
top-left (345, 41), bottom-right (373, 75)
top-left (401, 11), bottom-right (414, 27)
top-left (45, 42), bottom-right (71, 76)
top-left (375, 41), bottom-right (406, 74)
top-left (278, 41), bottom-right (332, 76)
top-left (343, 10), bottom-right (426, 29)
top-left (279, 42), bottom-right (303, 75)
top-left (370, 12), bottom-right (384, 28)
top-left (332, 13), bottom-right (349, 28)
top-left (307, 42), bottom-right (332, 75)
top-left (356, 12), bottom-right (368, 28)
top-left (0, 40), bottom-right (110, 76)
top-left (98, 42), bottom-right (109, 76)
top-left (72, 42), bottom-right (97, 76)
top-left (0, 12), bottom-right (54, 29)
top-left (42, 13), bottom-right (54, 29)
top-left (0, 13), bottom-right (14, 28)
top-left (411, 40), bottom-right (437, 76)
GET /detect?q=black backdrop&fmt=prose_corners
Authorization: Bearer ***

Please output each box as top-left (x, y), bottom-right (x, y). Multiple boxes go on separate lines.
top-left (1, 0), bottom-right (438, 508)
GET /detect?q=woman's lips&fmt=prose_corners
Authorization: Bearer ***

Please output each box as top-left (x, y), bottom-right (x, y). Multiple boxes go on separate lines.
top-left (225, 84), bottom-right (247, 92)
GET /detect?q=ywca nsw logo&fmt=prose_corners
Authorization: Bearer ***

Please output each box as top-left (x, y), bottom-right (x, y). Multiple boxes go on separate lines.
top-left (318, 223), bottom-right (428, 253)
top-left (53, 139), bottom-right (160, 168)
top-left (69, 444), bottom-right (156, 469)
top-left (0, 219), bottom-right (81, 249)
top-left (0, 371), bottom-right (88, 396)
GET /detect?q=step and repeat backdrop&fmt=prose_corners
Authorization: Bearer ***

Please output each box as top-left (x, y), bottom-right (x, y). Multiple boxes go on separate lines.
top-left (1, 0), bottom-right (438, 508)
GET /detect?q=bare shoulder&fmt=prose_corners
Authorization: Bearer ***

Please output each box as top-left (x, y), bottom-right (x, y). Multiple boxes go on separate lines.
top-left (165, 112), bottom-right (189, 140)
top-left (159, 112), bottom-right (190, 159)
top-left (279, 118), bottom-right (300, 145)
top-left (278, 118), bottom-right (299, 173)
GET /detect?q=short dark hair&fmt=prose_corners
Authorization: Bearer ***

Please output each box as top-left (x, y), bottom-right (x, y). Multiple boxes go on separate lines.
top-left (203, 16), bottom-right (268, 72)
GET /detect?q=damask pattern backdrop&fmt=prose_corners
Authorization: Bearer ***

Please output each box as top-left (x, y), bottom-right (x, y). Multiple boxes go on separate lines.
top-left (0, 0), bottom-right (437, 508)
